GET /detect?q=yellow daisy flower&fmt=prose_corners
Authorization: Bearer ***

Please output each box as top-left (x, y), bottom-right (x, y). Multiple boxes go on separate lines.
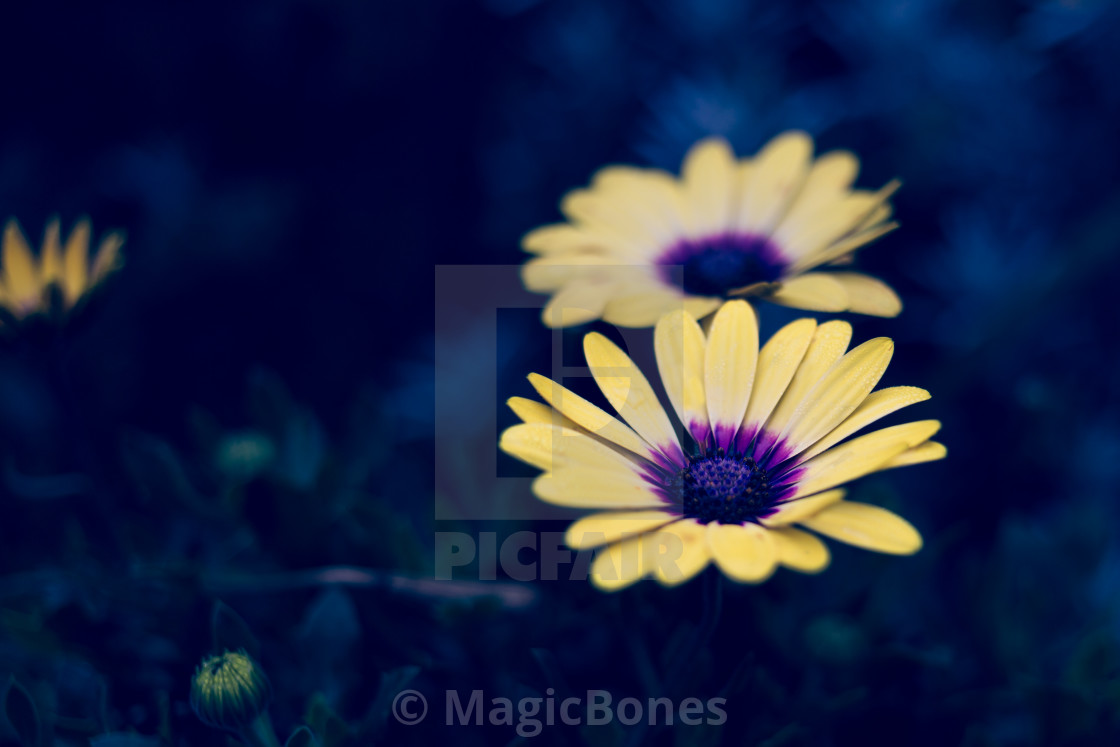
top-left (0, 217), bottom-right (124, 323)
top-left (500, 300), bottom-right (944, 590)
top-left (522, 132), bottom-right (901, 328)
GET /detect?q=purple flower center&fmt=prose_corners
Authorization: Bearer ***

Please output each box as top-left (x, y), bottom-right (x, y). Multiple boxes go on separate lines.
top-left (674, 452), bottom-right (773, 525)
top-left (656, 233), bottom-right (787, 297)
top-left (642, 432), bottom-right (803, 525)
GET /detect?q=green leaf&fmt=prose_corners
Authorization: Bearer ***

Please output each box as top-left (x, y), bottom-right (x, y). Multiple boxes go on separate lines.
top-left (119, 431), bottom-right (222, 518)
top-left (3, 678), bottom-right (40, 747)
top-left (284, 726), bottom-right (319, 747)
top-left (210, 600), bottom-right (261, 658)
top-left (304, 694), bottom-right (348, 747)
top-left (297, 589), bottom-right (359, 667)
top-left (276, 408), bottom-right (326, 490)
top-left (356, 666), bottom-right (420, 742)
top-left (367, 665), bottom-right (420, 732)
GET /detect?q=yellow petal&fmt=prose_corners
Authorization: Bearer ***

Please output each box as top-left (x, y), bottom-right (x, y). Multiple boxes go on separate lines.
top-left (62, 219), bottom-right (91, 305)
top-left (827, 272), bottom-right (901, 317)
top-left (775, 191), bottom-right (888, 259)
top-left (767, 273), bottom-right (850, 312)
top-left (499, 423), bottom-right (643, 474)
top-left (40, 219), bottom-right (63, 287)
top-left (584, 332), bottom-right (683, 462)
top-left (791, 420), bottom-right (941, 499)
top-left (800, 501), bottom-right (922, 555)
top-left (600, 287), bottom-right (693, 328)
top-left (798, 386), bottom-right (930, 463)
top-left (681, 138), bottom-right (736, 236)
top-left (783, 337), bottom-right (895, 455)
top-left (90, 232), bottom-right (124, 285)
top-left (857, 202), bottom-right (894, 233)
top-left (778, 150), bottom-right (859, 229)
top-left (506, 396), bottom-right (551, 424)
top-left (880, 441), bottom-right (947, 470)
top-left (769, 526), bottom-right (831, 573)
top-left (528, 374), bottom-right (654, 462)
top-left (764, 320), bottom-right (852, 437)
top-left (565, 510), bottom-right (679, 549)
top-left (589, 167), bottom-right (688, 248)
top-left (532, 469), bottom-right (666, 509)
top-left (735, 131), bottom-right (813, 234)
top-left (561, 190), bottom-right (665, 258)
top-left (706, 522), bottom-right (778, 583)
top-left (727, 161), bottom-right (753, 229)
top-left (590, 535), bottom-right (653, 591)
top-left (541, 281), bottom-right (611, 328)
top-left (522, 224), bottom-right (603, 255)
top-left (791, 221), bottom-right (898, 273)
top-left (506, 397), bottom-right (578, 429)
top-left (760, 489), bottom-right (846, 526)
top-left (654, 309), bottom-right (709, 442)
top-left (703, 300), bottom-right (758, 448)
top-left (2, 220), bottom-right (40, 307)
top-left (681, 296), bottom-right (723, 321)
top-left (522, 254), bottom-right (613, 292)
top-left (650, 519), bottom-right (711, 586)
top-left (741, 318), bottom-right (816, 438)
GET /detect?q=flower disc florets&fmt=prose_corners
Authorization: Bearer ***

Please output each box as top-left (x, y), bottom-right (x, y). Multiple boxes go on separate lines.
top-left (674, 452), bottom-right (774, 525)
top-left (658, 233), bottom-right (785, 297)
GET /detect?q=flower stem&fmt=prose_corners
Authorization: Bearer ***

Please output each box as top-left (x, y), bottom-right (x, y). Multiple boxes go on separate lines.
top-left (696, 566), bottom-right (724, 649)
top-left (624, 569), bottom-right (723, 747)
top-left (664, 567), bottom-right (723, 693)
top-left (238, 713), bottom-right (281, 747)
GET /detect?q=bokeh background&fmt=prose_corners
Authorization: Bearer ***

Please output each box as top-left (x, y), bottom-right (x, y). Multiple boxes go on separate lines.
top-left (2, 0), bottom-right (1120, 745)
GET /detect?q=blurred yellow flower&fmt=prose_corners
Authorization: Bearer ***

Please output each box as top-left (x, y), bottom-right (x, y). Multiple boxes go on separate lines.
top-left (522, 132), bottom-right (901, 327)
top-left (501, 300), bottom-right (944, 590)
top-left (0, 217), bottom-right (124, 322)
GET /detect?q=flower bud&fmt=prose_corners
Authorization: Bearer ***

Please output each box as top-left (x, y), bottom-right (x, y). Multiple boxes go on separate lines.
top-left (190, 649), bottom-right (272, 732)
top-left (215, 431), bottom-right (276, 481)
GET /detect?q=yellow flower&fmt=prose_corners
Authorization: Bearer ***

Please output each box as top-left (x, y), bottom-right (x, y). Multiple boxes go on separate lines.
top-left (522, 132), bottom-right (901, 327)
top-left (0, 217), bottom-right (124, 322)
top-left (500, 300), bottom-right (944, 590)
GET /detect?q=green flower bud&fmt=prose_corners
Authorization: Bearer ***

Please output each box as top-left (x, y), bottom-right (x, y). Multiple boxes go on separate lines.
top-left (190, 649), bottom-right (272, 733)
